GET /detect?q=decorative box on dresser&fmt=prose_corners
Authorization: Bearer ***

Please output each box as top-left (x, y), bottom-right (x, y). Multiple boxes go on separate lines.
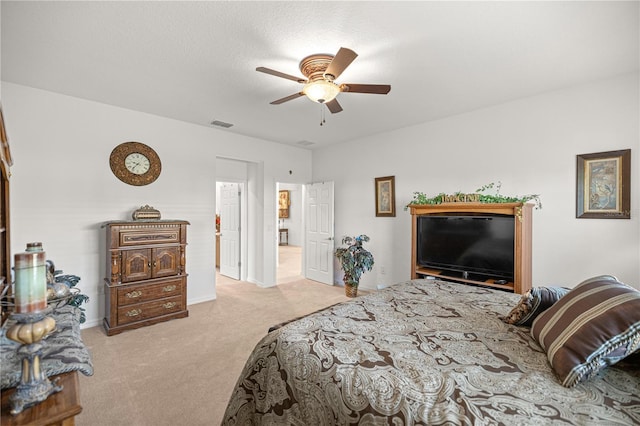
top-left (102, 220), bottom-right (189, 336)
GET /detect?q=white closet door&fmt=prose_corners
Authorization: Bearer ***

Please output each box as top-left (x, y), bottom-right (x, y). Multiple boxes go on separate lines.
top-left (304, 182), bottom-right (334, 285)
top-left (220, 183), bottom-right (241, 280)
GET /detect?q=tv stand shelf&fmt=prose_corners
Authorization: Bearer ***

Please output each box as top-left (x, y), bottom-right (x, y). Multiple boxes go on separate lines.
top-left (409, 203), bottom-right (533, 294)
top-left (415, 267), bottom-right (515, 291)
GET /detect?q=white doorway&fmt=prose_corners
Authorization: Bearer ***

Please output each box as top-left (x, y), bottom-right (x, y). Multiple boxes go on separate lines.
top-left (217, 157), bottom-right (271, 286)
top-left (277, 183), bottom-right (303, 284)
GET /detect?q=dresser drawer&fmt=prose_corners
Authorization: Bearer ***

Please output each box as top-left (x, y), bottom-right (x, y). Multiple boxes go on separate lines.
top-left (117, 296), bottom-right (184, 325)
top-left (117, 278), bottom-right (184, 306)
top-left (119, 228), bottom-right (181, 247)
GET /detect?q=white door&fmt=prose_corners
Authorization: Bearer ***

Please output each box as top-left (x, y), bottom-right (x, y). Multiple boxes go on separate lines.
top-left (220, 183), bottom-right (241, 280)
top-left (304, 182), bottom-right (334, 285)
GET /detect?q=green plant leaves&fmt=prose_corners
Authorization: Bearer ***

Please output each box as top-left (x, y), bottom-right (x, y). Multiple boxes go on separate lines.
top-left (335, 234), bottom-right (374, 286)
top-left (405, 182), bottom-right (541, 210)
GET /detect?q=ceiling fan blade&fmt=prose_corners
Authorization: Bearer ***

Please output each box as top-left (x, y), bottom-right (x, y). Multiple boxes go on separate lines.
top-left (325, 99), bottom-right (343, 114)
top-left (340, 84), bottom-right (391, 94)
top-left (270, 92), bottom-right (305, 105)
top-left (256, 67), bottom-right (307, 83)
top-left (324, 47), bottom-right (358, 80)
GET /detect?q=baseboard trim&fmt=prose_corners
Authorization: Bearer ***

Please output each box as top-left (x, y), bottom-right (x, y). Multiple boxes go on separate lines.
top-left (187, 294), bottom-right (217, 305)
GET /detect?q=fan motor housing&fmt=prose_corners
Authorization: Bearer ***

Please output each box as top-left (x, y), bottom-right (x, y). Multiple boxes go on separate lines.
top-left (299, 54), bottom-right (335, 82)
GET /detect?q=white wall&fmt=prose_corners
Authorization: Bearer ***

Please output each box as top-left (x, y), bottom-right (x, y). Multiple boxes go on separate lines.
top-left (216, 157), bottom-right (249, 183)
top-left (3, 72), bottom-right (638, 331)
top-left (314, 73), bottom-right (640, 290)
top-left (2, 82), bottom-right (312, 328)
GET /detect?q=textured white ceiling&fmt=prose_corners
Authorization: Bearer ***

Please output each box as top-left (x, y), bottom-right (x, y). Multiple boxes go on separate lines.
top-left (2, 1), bottom-right (638, 149)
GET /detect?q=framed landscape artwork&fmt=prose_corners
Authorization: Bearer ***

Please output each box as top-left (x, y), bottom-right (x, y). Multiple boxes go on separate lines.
top-left (375, 176), bottom-right (396, 217)
top-left (576, 149), bottom-right (630, 219)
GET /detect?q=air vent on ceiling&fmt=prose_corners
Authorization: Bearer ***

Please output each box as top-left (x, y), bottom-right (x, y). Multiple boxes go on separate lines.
top-left (296, 140), bottom-right (315, 147)
top-left (210, 120), bottom-right (234, 128)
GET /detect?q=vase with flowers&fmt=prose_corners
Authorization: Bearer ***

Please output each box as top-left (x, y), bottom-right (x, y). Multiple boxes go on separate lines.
top-left (335, 235), bottom-right (374, 297)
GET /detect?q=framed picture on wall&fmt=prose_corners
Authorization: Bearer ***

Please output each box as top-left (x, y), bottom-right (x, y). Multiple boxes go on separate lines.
top-left (375, 176), bottom-right (396, 217)
top-left (279, 190), bottom-right (290, 218)
top-left (576, 149), bottom-right (630, 219)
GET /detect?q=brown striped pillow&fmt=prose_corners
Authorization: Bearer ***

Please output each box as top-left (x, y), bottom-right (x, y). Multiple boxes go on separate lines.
top-left (530, 275), bottom-right (640, 387)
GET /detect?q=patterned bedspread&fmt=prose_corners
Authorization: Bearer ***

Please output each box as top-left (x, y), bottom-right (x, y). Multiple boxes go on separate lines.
top-left (222, 280), bottom-right (640, 425)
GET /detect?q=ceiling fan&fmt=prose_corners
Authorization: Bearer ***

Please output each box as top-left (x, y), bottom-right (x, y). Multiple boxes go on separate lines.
top-left (256, 47), bottom-right (391, 114)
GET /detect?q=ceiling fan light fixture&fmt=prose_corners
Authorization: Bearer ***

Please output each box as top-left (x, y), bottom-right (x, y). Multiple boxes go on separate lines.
top-left (257, 47), bottom-right (390, 113)
top-left (302, 80), bottom-right (340, 104)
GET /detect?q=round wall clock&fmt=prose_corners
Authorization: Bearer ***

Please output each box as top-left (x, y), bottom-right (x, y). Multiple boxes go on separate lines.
top-left (109, 142), bottom-right (162, 186)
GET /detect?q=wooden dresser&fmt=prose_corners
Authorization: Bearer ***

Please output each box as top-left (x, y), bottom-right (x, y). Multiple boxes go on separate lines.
top-left (102, 220), bottom-right (189, 336)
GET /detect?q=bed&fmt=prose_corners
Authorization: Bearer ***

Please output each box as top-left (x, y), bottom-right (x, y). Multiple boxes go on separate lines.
top-left (222, 278), bottom-right (640, 425)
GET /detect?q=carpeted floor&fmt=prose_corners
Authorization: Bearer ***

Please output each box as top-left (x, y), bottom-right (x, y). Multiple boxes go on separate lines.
top-left (276, 244), bottom-right (303, 284)
top-left (76, 246), bottom-right (347, 425)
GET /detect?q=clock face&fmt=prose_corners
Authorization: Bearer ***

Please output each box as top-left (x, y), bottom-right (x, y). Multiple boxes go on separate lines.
top-left (109, 142), bottom-right (161, 186)
top-left (125, 153), bottom-right (151, 175)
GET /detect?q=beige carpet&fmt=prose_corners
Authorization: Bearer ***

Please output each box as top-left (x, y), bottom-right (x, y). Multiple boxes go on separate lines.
top-left (276, 245), bottom-right (303, 284)
top-left (76, 246), bottom-right (348, 425)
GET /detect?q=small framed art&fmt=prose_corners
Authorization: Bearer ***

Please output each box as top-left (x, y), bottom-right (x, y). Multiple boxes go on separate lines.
top-left (375, 176), bottom-right (396, 217)
top-left (576, 149), bottom-right (630, 219)
top-left (278, 190), bottom-right (290, 219)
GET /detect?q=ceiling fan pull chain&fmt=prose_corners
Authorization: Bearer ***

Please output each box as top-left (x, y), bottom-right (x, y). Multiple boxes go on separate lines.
top-left (320, 104), bottom-right (326, 126)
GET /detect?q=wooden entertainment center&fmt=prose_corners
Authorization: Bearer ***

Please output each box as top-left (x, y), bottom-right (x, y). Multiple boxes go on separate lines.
top-left (410, 202), bottom-right (533, 294)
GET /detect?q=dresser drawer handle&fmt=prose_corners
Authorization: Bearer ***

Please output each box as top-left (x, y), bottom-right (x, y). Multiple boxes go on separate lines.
top-left (162, 285), bottom-right (177, 292)
top-left (162, 302), bottom-right (177, 309)
top-left (125, 309), bottom-right (142, 317)
top-left (126, 290), bottom-right (143, 299)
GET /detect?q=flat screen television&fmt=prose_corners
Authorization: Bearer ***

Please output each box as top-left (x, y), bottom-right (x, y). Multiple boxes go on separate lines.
top-left (417, 213), bottom-right (515, 282)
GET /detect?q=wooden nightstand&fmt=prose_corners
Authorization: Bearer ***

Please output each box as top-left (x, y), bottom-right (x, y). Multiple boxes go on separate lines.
top-left (1, 371), bottom-right (82, 426)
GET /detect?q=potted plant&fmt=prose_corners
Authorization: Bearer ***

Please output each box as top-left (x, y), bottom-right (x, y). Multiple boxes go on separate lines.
top-left (335, 235), bottom-right (374, 297)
